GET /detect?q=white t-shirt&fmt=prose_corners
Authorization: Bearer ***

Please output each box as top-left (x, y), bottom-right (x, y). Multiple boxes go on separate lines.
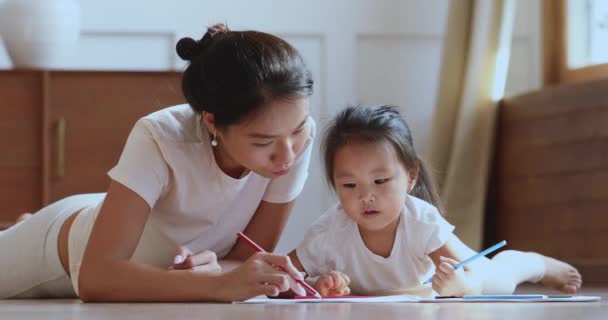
top-left (67, 104), bottom-right (315, 294)
top-left (296, 195), bottom-right (454, 296)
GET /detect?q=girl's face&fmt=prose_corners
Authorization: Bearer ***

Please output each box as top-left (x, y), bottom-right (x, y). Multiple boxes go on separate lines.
top-left (210, 97), bottom-right (311, 179)
top-left (333, 141), bottom-right (418, 232)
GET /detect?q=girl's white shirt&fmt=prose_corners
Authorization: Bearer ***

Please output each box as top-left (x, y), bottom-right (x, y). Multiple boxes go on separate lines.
top-left (296, 195), bottom-right (454, 296)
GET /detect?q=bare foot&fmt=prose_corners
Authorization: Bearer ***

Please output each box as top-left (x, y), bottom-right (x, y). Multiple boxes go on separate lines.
top-left (537, 254), bottom-right (582, 293)
top-left (15, 213), bottom-right (33, 223)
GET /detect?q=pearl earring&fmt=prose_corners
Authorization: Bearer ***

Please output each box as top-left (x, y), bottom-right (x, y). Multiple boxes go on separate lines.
top-left (211, 133), bottom-right (218, 147)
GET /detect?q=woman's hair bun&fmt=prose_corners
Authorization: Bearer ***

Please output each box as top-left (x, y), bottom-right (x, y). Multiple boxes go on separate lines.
top-left (176, 37), bottom-right (198, 61)
top-left (176, 23), bottom-right (230, 62)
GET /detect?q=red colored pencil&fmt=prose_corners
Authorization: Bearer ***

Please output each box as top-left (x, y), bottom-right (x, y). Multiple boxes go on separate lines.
top-left (237, 232), bottom-right (322, 299)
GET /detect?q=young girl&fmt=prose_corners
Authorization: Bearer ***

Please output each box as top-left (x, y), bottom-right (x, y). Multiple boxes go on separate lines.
top-left (0, 24), bottom-right (313, 302)
top-left (288, 105), bottom-right (582, 297)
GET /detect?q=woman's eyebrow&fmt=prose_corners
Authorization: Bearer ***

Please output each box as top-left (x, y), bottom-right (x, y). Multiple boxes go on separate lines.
top-left (247, 115), bottom-right (309, 138)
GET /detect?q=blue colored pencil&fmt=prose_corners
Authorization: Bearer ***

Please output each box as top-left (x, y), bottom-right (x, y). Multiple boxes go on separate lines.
top-left (423, 240), bottom-right (507, 285)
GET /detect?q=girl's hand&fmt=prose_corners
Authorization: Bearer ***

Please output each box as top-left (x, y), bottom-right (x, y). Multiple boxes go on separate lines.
top-left (216, 252), bottom-right (306, 301)
top-left (170, 246), bottom-right (221, 274)
top-left (314, 270), bottom-right (351, 296)
top-left (431, 256), bottom-right (469, 297)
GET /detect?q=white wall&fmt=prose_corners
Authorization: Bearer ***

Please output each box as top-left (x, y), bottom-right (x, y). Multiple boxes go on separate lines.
top-left (506, 0), bottom-right (542, 97)
top-left (0, 0), bottom-right (11, 68)
top-left (0, 0), bottom-right (541, 252)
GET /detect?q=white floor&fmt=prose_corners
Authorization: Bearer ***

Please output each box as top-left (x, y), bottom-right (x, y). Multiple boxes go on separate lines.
top-left (1, 285), bottom-right (606, 320)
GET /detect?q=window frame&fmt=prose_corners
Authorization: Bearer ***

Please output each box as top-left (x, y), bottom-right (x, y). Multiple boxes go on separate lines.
top-left (543, 0), bottom-right (608, 84)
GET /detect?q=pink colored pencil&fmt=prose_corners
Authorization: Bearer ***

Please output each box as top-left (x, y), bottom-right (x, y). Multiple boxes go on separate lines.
top-left (237, 232), bottom-right (322, 299)
top-left (295, 295), bottom-right (371, 299)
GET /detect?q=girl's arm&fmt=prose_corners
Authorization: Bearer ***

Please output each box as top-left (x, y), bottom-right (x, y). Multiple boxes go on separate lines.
top-left (78, 181), bottom-right (303, 302)
top-left (288, 250), bottom-right (351, 297)
top-left (427, 235), bottom-right (492, 296)
top-left (224, 200), bottom-right (296, 261)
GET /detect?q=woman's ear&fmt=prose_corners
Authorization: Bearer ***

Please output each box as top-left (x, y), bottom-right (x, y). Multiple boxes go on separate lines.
top-left (201, 111), bottom-right (218, 136)
top-left (407, 162), bottom-right (420, 193)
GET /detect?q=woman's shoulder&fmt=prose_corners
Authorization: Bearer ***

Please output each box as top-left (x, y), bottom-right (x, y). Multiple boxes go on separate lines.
top-left (308, 116), bottom-right (317, 136)
top-left (137, 104), bottom-right (202, 143)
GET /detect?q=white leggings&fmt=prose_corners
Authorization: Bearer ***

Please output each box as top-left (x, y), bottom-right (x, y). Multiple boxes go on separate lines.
top-left (0, 194), bottom-right (100, 299)
top-left (1, 196), bottom-right (546, 299)
top-left (482, 250), bottom-right (545, 294)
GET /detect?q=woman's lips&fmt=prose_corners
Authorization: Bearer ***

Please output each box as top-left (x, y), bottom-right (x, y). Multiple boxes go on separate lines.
top-left (272, 169), bottom-right (290, 176)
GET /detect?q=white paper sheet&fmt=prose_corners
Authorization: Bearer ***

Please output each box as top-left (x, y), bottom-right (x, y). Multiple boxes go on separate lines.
top-left (235, 294), bottom-right (601, 304)
top-left (419, 295), bottom-right (602, 303)
top-left (236, 295), bottom-right (421, 304)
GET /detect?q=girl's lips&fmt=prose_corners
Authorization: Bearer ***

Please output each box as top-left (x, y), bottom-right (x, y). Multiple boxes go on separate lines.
top-left (362, 210), bottom-right (379, 216)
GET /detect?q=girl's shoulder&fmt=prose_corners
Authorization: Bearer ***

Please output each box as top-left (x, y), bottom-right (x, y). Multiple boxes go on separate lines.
top-left (137, 104), bottom-right (202, 143)
top-left (403, 194), bottom-right (444, 226)
top-left (403, 195), bottom-right (455, 257)
top-left (299, 202), bottom-right (357, 260)
top-left (308, 202), bottom-right (355, 234)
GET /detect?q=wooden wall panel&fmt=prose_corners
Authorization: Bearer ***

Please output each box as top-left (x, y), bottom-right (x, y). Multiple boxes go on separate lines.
top-left (490, 78), bottom-right (608, 283)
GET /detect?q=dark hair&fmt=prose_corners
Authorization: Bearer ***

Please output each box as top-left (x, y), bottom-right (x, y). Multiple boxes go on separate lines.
top-left (322, 105), bottom-right (443, 212)
top-left (176, 23), bottom-right (313, 127)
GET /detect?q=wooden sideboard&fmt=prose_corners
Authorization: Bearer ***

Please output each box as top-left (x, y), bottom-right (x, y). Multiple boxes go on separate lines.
top-left (0, 70), bottom-right (184, 227)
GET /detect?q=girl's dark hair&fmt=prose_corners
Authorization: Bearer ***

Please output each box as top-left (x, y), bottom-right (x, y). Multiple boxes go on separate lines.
top-left (322, 105), bottom-right (443, 212)
top-left (176, 23), bottom-right (313, 127)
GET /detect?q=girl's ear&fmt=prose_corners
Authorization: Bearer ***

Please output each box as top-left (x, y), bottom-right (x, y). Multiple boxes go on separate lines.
top-left (407, 162), bottom-right (420, 193)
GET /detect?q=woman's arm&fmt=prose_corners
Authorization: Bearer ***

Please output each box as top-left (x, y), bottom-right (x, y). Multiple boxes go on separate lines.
top-left (224, 200), bottom-right (296, 261)
top-left (78, 181), bottom-right (225, 302)
top-left (78, 182), bottom-right (304, 302)
top-left (427, 235), bottom-right (491, 295)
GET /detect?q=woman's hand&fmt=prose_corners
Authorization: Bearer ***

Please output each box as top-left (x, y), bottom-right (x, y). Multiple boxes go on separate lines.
top-left (215, 252), bottom-right (306, 301)
top-left (314, 270), bottom-right (351, 296)
top-left (431, 256), bottom-right (469, 297)
top-left (170, 246), bottom-right (221, 274)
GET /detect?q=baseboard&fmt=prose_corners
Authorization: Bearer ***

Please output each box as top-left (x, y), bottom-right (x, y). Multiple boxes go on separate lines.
top-left (577, 263), bottom-right (608, 284)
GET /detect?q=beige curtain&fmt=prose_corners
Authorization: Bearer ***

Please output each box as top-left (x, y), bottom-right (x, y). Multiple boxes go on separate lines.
top-left (428, 0), bottom-right (516, 250)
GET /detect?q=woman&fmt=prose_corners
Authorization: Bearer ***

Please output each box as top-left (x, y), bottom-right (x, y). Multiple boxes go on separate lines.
top-left (0, 23), bottom-right (314, 302)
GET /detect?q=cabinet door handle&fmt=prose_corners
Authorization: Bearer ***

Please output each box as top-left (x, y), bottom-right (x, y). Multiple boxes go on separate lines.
top-left (55, 118), bottom-right (66, 179)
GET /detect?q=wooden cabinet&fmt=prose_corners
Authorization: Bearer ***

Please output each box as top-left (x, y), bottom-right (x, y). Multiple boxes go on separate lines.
top-left (0, 70), bottom-right (184, 227)
top-left (0, 72), bottom-right (43, 228)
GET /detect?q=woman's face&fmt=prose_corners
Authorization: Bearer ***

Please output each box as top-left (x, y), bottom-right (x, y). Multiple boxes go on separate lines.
top-left (212, 97), bottom-right (311, 178)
